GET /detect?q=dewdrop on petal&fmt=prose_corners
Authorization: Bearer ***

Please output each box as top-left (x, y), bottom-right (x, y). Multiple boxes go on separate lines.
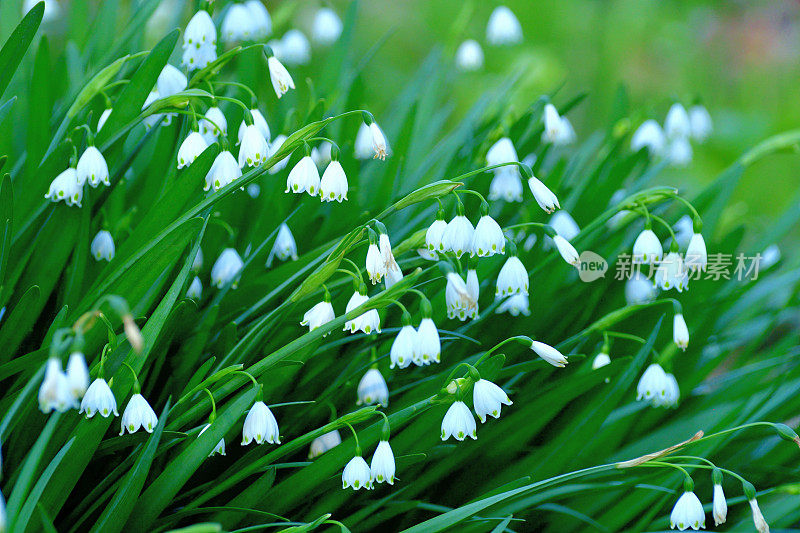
top-left (38, 358), bottom-right (76, 413)
top-left (673, 313), bottom-right (689, 350)
top-left (79, 378), bottom-right (118, 418)
top-left (443, 215), bottom-right (475, 258)
top-left (633, 228), bottom-right (663, 263)
top-left (65, 352), bottom-right (89, 398)
top-left (370, 440), bottom-right (395, 485)
top-left (266, 54), bottom-right (295, 99)
top-left (245, 0), bottom-right (272, 39)
top-left (309, 430), bottom-right (341, 458)
top-left (553, 235), bottom-right (580, 267)
top-left (313, 7), bottom-right (343, 45)
top-left (486, 6), bottom-right (523, 45)
top-left (528, 176), bottom-right (560, 213)
top-left (200, 106), bottom-right (227, 144)
top-left (496, 256), bottom-right (528, 297)
top-left (472, 215), bottom-right (505, 257)
top-left (390, 324), bottom-right (418, 369)
top-left (221, 3), bottom-right (255, 42)
top-left (441, 401), bottom-right (477, 441)
top-left (669, 490), bottom-right (705, 531)
top-left (531, 341), bottom-right (568, 367)
top-left (45, 167), bottom-right (82, 207)
top-left (357, 369), bottom-right (389, 407)
top-left (685, 233), bottom-right (707, 272)
top-left (119, 393), bottom-right (158, 435)
top-left (242, 401), bottom-right (280, 445)
top-left (631, 119), bottom-right (666, 155)
top-left (237, 109), bottom-right (271, 144)
top-left (156, 64), bottom-right (187, 98)
top-left (342, 455), bottom-right (372, 490)
top-left (301, 300), bottom-right (335, 334)
top-left (206, 150), bottom-right (242, 191)
top-left (76, 146), bottom-right (109, 187)
top-left (198, 424), bottom-right (226, 457)
top-left (286, 155), bottom-right (320, 196)
top-left (91, 230), bottom-right (115, 261)
top-left (211, 248), bottom-right (243, 289)
top-left (177, 131), bottom-right (208, 169)
top-left (689, 105), bottom-right (713, 142)
top-left (455, 39), bottom-right (483, 71)
top-left (473, 379), bottom-right (512, 423)
top-left (665, 103), bottom-right (691, 139)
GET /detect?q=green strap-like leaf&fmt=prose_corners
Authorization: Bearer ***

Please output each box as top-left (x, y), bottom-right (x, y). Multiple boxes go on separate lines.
top-left (0, 1), bottom-right (43, 98)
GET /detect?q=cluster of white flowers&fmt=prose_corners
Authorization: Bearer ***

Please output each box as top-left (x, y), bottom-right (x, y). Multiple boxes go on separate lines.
top-left (45, 143), bottom-right (110, 208)
top-left (342, 438), bottom-right (396, 490)
top-left (631, 102), bottom-right (712, 166)
top-left (453, 5), bottom-right (523, 72)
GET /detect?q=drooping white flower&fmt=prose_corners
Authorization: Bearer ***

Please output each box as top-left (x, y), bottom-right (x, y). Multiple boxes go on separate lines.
top-left (632, 228), bottom-right (663, 263)
top-left (689, 105), bottom-right (713, 142)
top-left (550, 116), bottom-right (576, 146)
top-left (354, 122), bottom-right (373, 159)
top-left (119, 393), bottom-right (158, 435)
top-left (487, 137), bottom-right (518, 167)
top-left (182, 42), bottom-right (217, 71)
top-left (177, 131), bottom-right (208, 169)
top-left (238, 124), bottom-right (269, 168)
top-left (495, 294), bottom-right (530, 316)
top-left (267, 55), bottom-right (295, 98)
top-left (39, 358), bottom-right (76, 413)
top-left (370, 440), bottom-right (395, 485)
top-left (245, 0), bottom-right (272, 39)
top-left (496, 256), bottom-right (528, 297)
top-left (390, 325), bottom-right (418, 369)
top-left (655, 252), bottom-right (688, 292)
top-left (636, 363), bottom-right (675, 407)
top-left (625, 271), bottom-right (657, 305)
top-left (443, 215), bottom-right (475, 258)
top-left (417, 318), bottom-right (441, 364)
top-left (542, 104), bottom-right (571, 145)
top-left (205, 150), bottom-right (242, 191)
top-left (312, 7), bottom-right (342, 45)
top-left (662, 373), bottom-right (680, 407)
top-left (455, 39), bottom-right (483, 71)
top-left (473, 379), bottom-right (512, 423)
top-left (184, 10), bottom-right (217, 49)
top-left (472, 215), bottom-right (505, 257)
top-left (665, 103), bottom-right (691, 139)
top-left (426, 217), bottom-right (448, 253)
top-left (242, 401), bottom-right (280, 445)
top-left (309, 430), bottom-right (341, 458)
top-left (748, 498), bottom-right (769, 533)
top-left (211, 248), bottom-right (244, 289)
top-left (486, 6), bottom-right (523, 46)
top-left (365, 243), bottom-right (385, 284)
top-left (141, 90), bottom-right (164, 131)
top-left (186, 276), bottom-right (202, 300)
top-left (237, 109), bottom-right (271, 144)
top-left (666, 136), bottom-right (693, 166)
top-left (446, 272), bottom-right (477, 320)
top-left (45, 167), bottom-right (82, 207)
top-left (441, 401), bottom-right (477, 441)
top-left (311, 141), bottom-right (333, 168)
top-left (531, 341), bottom-right (568, 367)
top-left (528, 176), bottom-right (560, 213)
top-left (669, 491), bottom-right (705, 531)
top-left (320, 160), bottom-right (348, 202)
top-left (343, 291), bottom-right (381, 334)
top-left (673, 215), bottom-right (694, 249)
top-left (357, 369), bottom-right (389, 407)
top-left (76, 146), bottom-right (110, 187)
top-left (97, 108), bottom-right (112, 132)
top-left (384, 262), bottom-right (403, 290)
top-left (269, 223), bottom-right (298, 264)
top-left (592, 352), bottom-right (611, 369)
top-left (200, 106), bottom-right (228, 144)
top-left (712, 484), bottom-right (727, 526)
top-left (342, 455), bottom-right (372, 490)
top-left (79, 378), bottom-right (118, 418)
top-left (466, 269), bottom-right (480, 318)
top-left (221, 3), bottom-right (256, 42)
top-left (549, 210), bottom-right (580, 242)
top-left (631, 119), bottom-right (666, 154)
top-left (489, 169), bottom-right (523, 202)
top-left (156, 64), bottom-right (187, 98)
top-left (301, 300), bottom-right (335, 334)
top-left (673, 313), bottom-right (689, 351)
top-left (369, 122), bottom-right (387, 160)
top-left (685, 233), bottom-right (707, 272)
top-left (553, 235), bottom-right (580, 267)
top-left (285, 155), bottom-right (320, 196)
top-left (91, 230), bottom-right (115, 262)
top-left (65, 352), bottom-right (89, 398)
top-left (378, 232), bottom-right (397, 271)
top-left (267, 134), bottom-right (290, 174)
top-left (277, 29), bottom-right (311, 65)
top-left (198, 424), bottom-right (226, 456)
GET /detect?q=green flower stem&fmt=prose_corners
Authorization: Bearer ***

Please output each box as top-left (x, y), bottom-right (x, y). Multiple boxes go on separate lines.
top-left (203, 388), bottom-right (216, 423)
top-left (475, 335), bottom-right (533, 366)
top-left (740, 128), bottom-right (800, 167)
top-left (212, 80), bottom-right (257, 106)
top-left (344, 422), bottom-right (361, 455)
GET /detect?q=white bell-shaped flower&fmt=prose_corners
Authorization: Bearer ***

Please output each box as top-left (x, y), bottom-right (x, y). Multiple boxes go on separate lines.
top-left (301, 300), bottom-right (335, 334)
top-left (79, 378), bottom-right (118, 418)
top-left (378, 233), bottom-right (397, 273)
top-left (496, 256), bottom-right (528, 296)
top-left (673, 215), bottom-right (694, 249)
top-left (182, 42), bottom-right (217, 71)
top-left (748, 498), bottom-right (769, 532)
top-left (455, 39), bottom-right (483, 71)
top-left (39, 358), bottom-right (77, 413)
top-left (198, 424), bottom-right (226, 456)
top-left (205, 150), bottom-right (242, 191)
top-left (673, 313), bottom-right (689, 351)
top-left (309, 430), bottom-right (341, 458)
top-left (441, 401), bottom-right (477, 441)
top-left (489, 169), bottom-right (523, 202)
top-left (486, 6), bottom-right (523, 46)
top-left (632, 228), bottom-right (663, 263)
top-left (592, 352), bottom-right (611, 369)
top-left (366, 243), bottom-right (385, 284)
top-left (553, 235), bottom-right (580, 267)
top-left (390, 324), bottom-right (418, 369)
top-left (184, 10), bottom-right (216, 49)
top-left (466, 269), bottom-right (480, 318)
top-left (369, 122), bottom-right (387, 160)
top-left (267, 134), bottom-right (290, 174)
top-left (267, 55), bottom-right (295, 98)
top-left (417, 318), bottom-right (441, 364)
top-left (625, 271), bottom-right (656, 305)
top-left (542, 104), bottom-right (572, 145)
top-left (221, 3), bottom-right (255, 42)
top-left (662, 373), bottom-right (680, 407)
top-left (636, 363), bottom-right (675, 407)
top-left (473, 379), bottom-right (512, 423)
top-left (655, 252), bottom-right (688, 292)
top-left (45, 167), bottom-right (82, 207)
top-left (443, 215), bottom-right (475, 258)
top-left (119, 393), bottom-right (158, 435)
top-left (631, 119), bottom-right (666, 155)
top-left (186, 276), bottom-right (202, 300)
top-left (211, 248), bottom-right (243, 289)
top-left (528, 176), bottom-right (560, 213)
top-left (549, 210), bottom-right (580, 241)
top-left (242, 401), bottom-right (280, 445)
top-left (370, 440), bottom-right (395, 485)
top-left (97, 108), bottom-right (112, 132)
top-left (342, 455), bottom-right (372, 490)
top-left (357, 369), bottom-right (389, 407)
top-left (91, 230), bottom-right (115, 262)
top-left (200, 106), bottom-right (227, 144)
top-left (667, 136), bottom-right (693, 167)
top-left (177, 131), bottom-right (208, 169)
top-left (237, 109), bottom-right (270, 144)
top-left (320, 160), bottom-right (348, 202)
top-left (689, 105), bottom-right (712, 142)
top-left (495, 293), bottom-right (530, 316)
top-left (76, 146), bottom-right (109, 187)
top-left (446, 272), bottom-right (477, 321)
top-left (685, 233), bottom-right (707, 272)
top-left (669, 491), bottom-right (705, 531)
top-left (245, 0), bottom-right (272, 39)
top-left (354, 122), bottom-right (373, 159)
top-left (311, 142), bottom-right (333, 168)
top-left (65, 352), bottom-right (89, 398)
top-left (425, 217), bottom-right (448, 253)
top-left (156, 64), bottom-right (187, 98)
top-left (713, 484), bottom-right (727, 526)
top-left (269, 223), bottom-right (299, 265)
top-left (344, 291), bottom-right (380, 334)
top-left (285, 155), bottom-right (320, 196)
top-left (472, 215), bottom-right (505, 257)
top-left (531, 341), bottom-right (568, 367)
top-left (550, 116), bottom-right (576, 146)
top-left (238, 124), bottom-right (269, 168)
top-left (312, 7), bottom-right (343, 45)
top-left (487, 137), bottom-right (518, 167)
top-left (277, 29), bottom-right (310, 65)
top-left (665, 103), bottom-right (691, 139)
top-left (384, 262), bottom-right (404, 290)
